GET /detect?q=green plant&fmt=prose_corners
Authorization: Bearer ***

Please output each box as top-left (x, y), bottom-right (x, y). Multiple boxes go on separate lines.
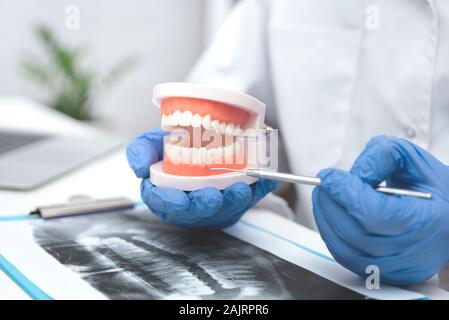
top-left (20, 25), bottom-right (139, 121)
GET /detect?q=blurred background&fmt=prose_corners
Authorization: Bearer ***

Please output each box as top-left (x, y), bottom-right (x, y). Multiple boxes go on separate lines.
top-left (0, 0), bottom-right (237, 137)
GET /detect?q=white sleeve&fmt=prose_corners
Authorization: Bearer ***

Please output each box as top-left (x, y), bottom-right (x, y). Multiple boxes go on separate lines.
top-left (188, 0), bottom-right (276, 122)
top-left (188, 0), bottom-right (293, 199)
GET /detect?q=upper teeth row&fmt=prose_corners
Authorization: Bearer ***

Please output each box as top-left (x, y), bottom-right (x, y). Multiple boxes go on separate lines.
top-left (161, 111), bottom-right (243, 136)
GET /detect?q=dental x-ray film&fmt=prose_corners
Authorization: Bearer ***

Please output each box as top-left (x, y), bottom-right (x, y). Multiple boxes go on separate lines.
top-left (1, 208), bottom-right (366, 299)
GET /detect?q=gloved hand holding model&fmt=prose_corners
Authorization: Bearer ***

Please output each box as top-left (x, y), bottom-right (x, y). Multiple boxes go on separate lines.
top-left (127, 129), bottom-right (278, 228)
top-left (312, 135), bottom-right (449, 285)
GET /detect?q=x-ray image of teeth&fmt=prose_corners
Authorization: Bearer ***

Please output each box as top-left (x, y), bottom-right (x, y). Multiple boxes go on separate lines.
top-left (31, 209), bottom-right (364, 300)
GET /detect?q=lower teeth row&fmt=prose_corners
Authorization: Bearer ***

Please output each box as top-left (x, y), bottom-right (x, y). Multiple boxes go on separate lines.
top-left (165, 142), bottom-right (243, 165)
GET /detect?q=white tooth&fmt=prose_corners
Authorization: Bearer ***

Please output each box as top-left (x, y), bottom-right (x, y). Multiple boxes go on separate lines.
top-left (206, 148), bottom-right (215, 164)
top-left (172, 110), bottom-right (182, 126)
top-left (225, 123), bottom-right (235, 135)
top-left (174, 110), bottom-right (183, 125)
top-left (192, 148), bottom-right (201, 164)
top-left (180, 110), bottom-right (192, 126)
top-left (214, 147), bottom-right (223, 164)
top-left (164, 143), bottom-right (172, 158)
top-left (211, 120), bottom-right (220, 133)
top-left (181, 147), bottom-right (191, 164)
top-left (235, 141), bottom-right (244, 164)
top-left (202, 114), bottom-right (211, 130)
top-left (219, 122), bottom-right (227, 134)
top-left (200, 147), bottom-right (207, 164)
top-left (168, 113), bottom-right (174, 126)
top-left (161, 114), bottom-right (168, 128)
top-left (170, 145), bottom-right (182, 164)
top-left (224, 145), bottom-right (233, 163)
top-left (234, 126), bottom-right (243, 136)
top-left (191, 113), bottom-right (202, 128)
top-left (235, 141), bottom-right (242, 154)
top-left (167, 114), bottom-right (174, 126)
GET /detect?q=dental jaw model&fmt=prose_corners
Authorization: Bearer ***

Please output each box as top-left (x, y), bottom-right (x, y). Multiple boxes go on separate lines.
top-left (150, 82), bottom-right (267, 190)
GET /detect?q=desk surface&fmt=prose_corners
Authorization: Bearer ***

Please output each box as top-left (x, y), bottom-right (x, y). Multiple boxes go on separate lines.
top-left (0, 97), bottom-right (140, 216)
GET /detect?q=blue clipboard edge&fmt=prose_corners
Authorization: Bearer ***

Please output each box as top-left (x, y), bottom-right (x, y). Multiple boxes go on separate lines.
top-left (0, 207), bottom-right (430, 301)
top-left (0, 255), bottom-right (52, 300)
top-left (0, 214), bottom-right (36, 222)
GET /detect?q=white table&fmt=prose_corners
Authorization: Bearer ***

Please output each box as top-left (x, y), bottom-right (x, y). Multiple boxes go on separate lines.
top-left (0, 97), bottom-right (141, 217)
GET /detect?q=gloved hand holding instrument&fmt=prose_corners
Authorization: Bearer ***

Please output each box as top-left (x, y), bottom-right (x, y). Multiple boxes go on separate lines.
top-left (214, 135), bottom-right (449, 285)
top-left (312, 136), bottom-right (449, 285)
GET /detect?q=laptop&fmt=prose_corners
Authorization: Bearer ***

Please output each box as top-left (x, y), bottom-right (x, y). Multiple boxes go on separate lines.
top-left (0, 129), bottom-right (122, 190)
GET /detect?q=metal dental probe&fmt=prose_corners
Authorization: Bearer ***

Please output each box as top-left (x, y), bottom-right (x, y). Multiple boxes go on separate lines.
top-left (208, 168), bottom-right (432, 200)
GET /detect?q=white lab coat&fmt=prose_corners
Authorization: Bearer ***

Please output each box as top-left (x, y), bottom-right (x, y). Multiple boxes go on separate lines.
top-left (188, 0), bottom-right (449, 229)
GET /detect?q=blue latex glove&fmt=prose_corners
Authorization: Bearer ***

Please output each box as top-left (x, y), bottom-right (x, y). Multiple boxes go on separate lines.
top-left (126, 129), bottom-right (278, 228)
top-left (312, 135), bottom-right (449, 285)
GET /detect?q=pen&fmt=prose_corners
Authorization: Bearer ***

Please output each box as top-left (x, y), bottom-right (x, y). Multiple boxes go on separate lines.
top-left (30, 196), bottom-right (135, 219)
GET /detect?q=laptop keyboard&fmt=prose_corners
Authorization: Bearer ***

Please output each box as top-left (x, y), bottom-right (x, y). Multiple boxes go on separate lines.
top-left (0, 130), bottom-right (49, 155)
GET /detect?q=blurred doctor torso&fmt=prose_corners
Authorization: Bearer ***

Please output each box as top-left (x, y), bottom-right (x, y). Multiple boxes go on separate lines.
top-left (188, 0), bottom-right (449, 229)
